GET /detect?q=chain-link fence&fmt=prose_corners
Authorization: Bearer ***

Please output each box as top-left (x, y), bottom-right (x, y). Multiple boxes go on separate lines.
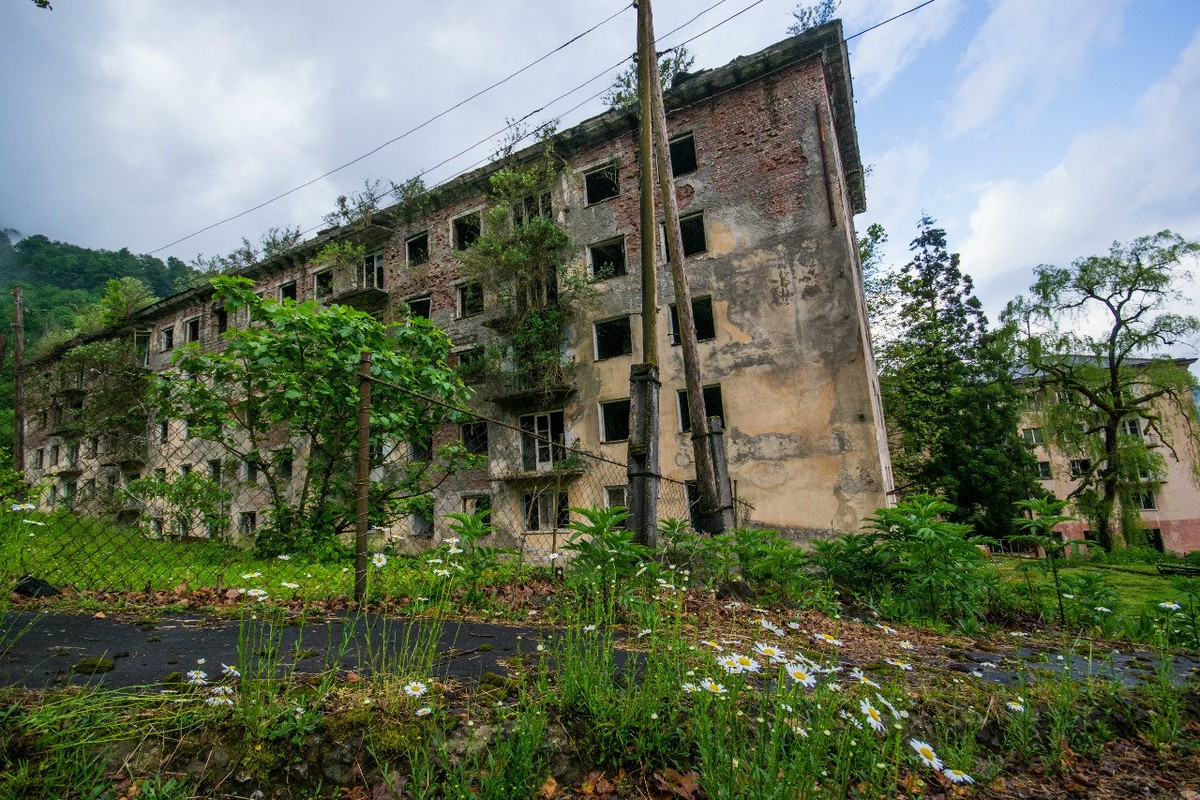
top-left (9, 372), bottom-right (752, 596)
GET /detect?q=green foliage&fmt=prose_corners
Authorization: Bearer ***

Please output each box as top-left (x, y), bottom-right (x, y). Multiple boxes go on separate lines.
top-left (813, 495), bottom-right (995, 623)
top-left (443, 509), bottom-right (514, 609)
top-left (1004, 230), bottom-right (1200, 549)
top-left (88, 276), bottom-right (159, 330)
top-left (126, 470), bottom-right (232, 539)
top-left (788, 0), bottom-right (840, 35)
top-left (876, 216), bottom-right (1037, 536)
top-left (158, 275), bottom-right (474, 557)
top-left (602, 46), bottom-right (696, 110)
top-left (1011, 496), bottom-right (1078, 625)
top-left (562, 506), bottom-right (649, 620)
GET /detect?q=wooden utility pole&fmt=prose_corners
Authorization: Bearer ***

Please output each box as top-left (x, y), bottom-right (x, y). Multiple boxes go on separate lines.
top-left (627, 0), bottom-right (662, 546)
top-left (12, 286), bottom-right (26, 478)
top-left (353, 351), bottom-right (373, 604)
top-left (644, 12), bottom-right (733, 533)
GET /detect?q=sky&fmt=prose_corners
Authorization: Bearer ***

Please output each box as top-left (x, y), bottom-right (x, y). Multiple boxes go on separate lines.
top-left (3, 0), bottom-right (1199, 348)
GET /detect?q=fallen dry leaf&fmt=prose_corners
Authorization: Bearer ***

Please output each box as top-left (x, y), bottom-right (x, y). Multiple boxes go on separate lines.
top-left (654, 768), bottom-right (700, 799)
top-left (93, 611), bottom-right (106, 619)
top-left (539, 775), bottom-right (559, 799)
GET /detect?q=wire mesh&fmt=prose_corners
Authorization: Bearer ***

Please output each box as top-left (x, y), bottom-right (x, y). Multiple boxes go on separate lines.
top-left (11, 373), bottom-right (752, 594)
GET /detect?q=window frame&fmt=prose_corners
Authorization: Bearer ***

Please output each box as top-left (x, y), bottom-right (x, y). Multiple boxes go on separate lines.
top-left (278, 280), bottom-right (298, 302)
top-left (668, 296), bottom-right (716, 345)
top-left (452, 211), bottom-right (482, 251)
top-left (406, 231), bottom-right (430, 265)
top-left (184, 316), bottom-right (201, 344)
top-left (599, 398), bottom-right (632, 444)
top-left (406, 295), bottom-right (432, 319)
top-left (520, 410), bottom-right (567, 471)
top-left (678, 384), bottom-right (726, 432)
top-left (360, 252), bottom-right (385, 289)
top-left (160, 326), bottom-right (175, 353)
top-left (456, 282), bottom-right (484, 318)
top-left (583, 161), bottom-right (620, 205)
top-left (593, 315), bottom-right (634, 361)
top-left (522, 490), bottom-right (570, 532)
top-left (669, 131), bottom-right (698, 176)
top-left (588, 235), bottom-right (627, 279)
top-left (313, 269), bottom-right (334, 299)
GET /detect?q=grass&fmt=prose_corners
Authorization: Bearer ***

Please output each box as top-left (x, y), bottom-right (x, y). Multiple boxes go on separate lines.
top-left (2, 507), bottom-right (1198, 798)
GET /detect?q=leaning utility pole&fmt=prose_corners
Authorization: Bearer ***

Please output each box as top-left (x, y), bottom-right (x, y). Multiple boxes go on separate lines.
top-left (12, 286), bottom-right (26, 478)
top-left (644, 8), bottom-right (734, 533)
top-left (627, 0), bottom-right (662, 547)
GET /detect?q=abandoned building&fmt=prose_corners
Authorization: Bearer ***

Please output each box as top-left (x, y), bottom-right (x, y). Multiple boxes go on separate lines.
top-left (1019, 361), bottom-right (1200, 554)
top-left (22, 22), bottom-right (894, 549)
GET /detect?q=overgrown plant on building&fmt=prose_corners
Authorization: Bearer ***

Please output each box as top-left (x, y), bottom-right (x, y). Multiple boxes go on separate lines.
top-left (1003, 230), bottom-right (1200, 549)
top-left (157, 276), bottom-right (478, 558)
top-left (454, 139), bottom-right (592, 397)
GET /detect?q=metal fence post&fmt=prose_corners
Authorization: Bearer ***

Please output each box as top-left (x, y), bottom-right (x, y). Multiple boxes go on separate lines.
top-left (353, 351), bottom-right (373, 605)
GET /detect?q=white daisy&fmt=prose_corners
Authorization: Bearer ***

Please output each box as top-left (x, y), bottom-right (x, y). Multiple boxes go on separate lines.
top-left (403, 681), bottom-right (429, 697)
top-left (860, 699), bottom-right (885, 733)
top-left (700, 678), bottom-right (727, 695)
top-left (812, 632), bottom-right (843, 647)
top-left (784, 662), bottom-right (817, 688)
top-left (909, 739), bottom-right (942, 770)
top-left (415, 706), bottom-right (433, 717)
top-left (372, 552), bottom-right (387, 568)
top-left (753, 642), bottom-right (786, 662)
top-left (942, 768), bottom-right (974, 784)
top-left (1006, 701), bottom-right (1025, 713)
top-left (1159, 601), bottom-right (1182, 611)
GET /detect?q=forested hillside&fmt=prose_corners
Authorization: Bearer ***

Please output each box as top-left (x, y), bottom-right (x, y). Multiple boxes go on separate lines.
top-left (0, 229), bottom-right (199, 461)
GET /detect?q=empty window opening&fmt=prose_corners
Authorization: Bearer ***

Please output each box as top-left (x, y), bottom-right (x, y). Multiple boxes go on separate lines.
top-left (604, 485), bottom-right (628, 510)
top-left (463, 493), bottom-right (492, 519)
top-left (35, 448), bottom-right (44, 469)
top-left (584, 162), bottom-right (619, 204)
top-left (678, 384), bottom-right (725, 432)
top-left (279, 281), bottom-right (297, 302)
top-left (159, 420), bottom-right (169, 444)
top-left (160, 327), bottom-right (174, 352)
top-left (589, 236), bottom-right (627, 279)
top-left (600, 399), bottom-right (631, 443)
top-left (663, 212), bottom-right (708, 260)
top-left (669, 132), bottom-right (698, 176)
top-left (314, 270), bottom-right (333, 298)
top-left (1138, 491), bottom-right (1157, 510)
top-left (515, 191), bottom-right (553, 225)
top-left (242, 459), bottom-right (258, 484)
top-left (410, 433), bottom-right (434, 463)
top-left (215, 307), bottom-right (228, 334)
top-left (50, 444), bottom-right (59, 466)
top-left (520, 410), bottom-right (567, 471)
top-left (185, 317), bottom-right (201, 343)
top-left (453, 213), bottom-right (482, 250)
top-left (457, 282), bottom-right (484, 317)
top-left (407, 295), bottom-right (432, 319)
top-left (461, 421), bottom-right (489, 456)
top-left (406, 232), bottom-right (429, 265)
top-left (276, 452), bottom-right (294, 479)
top-left (1069, 458), bottom-right (1091, 478)
top-left (361, 252), bottom-right (385, 289)
top-left (594, 316), bottom-right (633, 360)
top-left (522, 490), bottom-right (569, 532)
top-left (239, 511), bottom-right (257, 537)
top-left (207, 459), bottom-right (222, 483)
top-left (1036, 461), bottom-right (1052, 480)
top-left (669, 296), bottom-right (716, 345)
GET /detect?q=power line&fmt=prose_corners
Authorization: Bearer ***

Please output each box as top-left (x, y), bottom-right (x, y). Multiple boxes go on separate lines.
top-left (845, 0), bottom-right (939, 41)
top-left (148, 4), bottom-right (634, 256)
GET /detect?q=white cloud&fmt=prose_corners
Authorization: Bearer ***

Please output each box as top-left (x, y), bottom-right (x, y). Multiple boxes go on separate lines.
top-left (946, 0), bottom-right (1127, 138)
top-left (860, 141), bottom-right (931, 232)
top-left (960, 28), bottom-right (1200, 302)
top-left (843, 0), bottom-right (963, 95)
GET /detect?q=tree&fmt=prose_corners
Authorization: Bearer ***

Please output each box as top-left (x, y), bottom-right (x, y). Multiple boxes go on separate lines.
top-left (92, 276), bottom-right (159, 329)
top-left (603, 46), bottom-right (695, 110)
top-left (878, 216), bottom-right (1037, 536)
top-left (1003, 231), bottom-right (1200, 550)
top-left (789, 0), bottom-right (840, 35)
top-left (158, 275), bottom-right (479, 557)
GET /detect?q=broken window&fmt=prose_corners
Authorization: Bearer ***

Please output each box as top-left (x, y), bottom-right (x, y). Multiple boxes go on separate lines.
top-left (207, 459), bottom-right (222, 484)
top-left (406, 231), bottom-right (429, 265)
top-left (361, 252), bottom-right (385, 289)
top-left (456, 282), bottom-right (484, 317)
top-left (160, 327), bottom-right (174, 352)
top-left (238, 511), bottom-right (257, 536)
top-left (664, 211), bottom-right (707, 260)
top-left (589, 236), bottom-right (627, 279)
top-left (314, 270), bottom-right (333, 299)
top-left (453, 212), bottom-right (482, 250)
top-left (584, 162), bottom-right (619, 205)
top-left (461, 421), bottom-right (489, 456)
top-left (522, 490), bottom-right (569, 531)
top-left (407, 295), bottom-right (432, 319)
top-left (462, 493), bottom-right (491, 519)
top-left (279, 280), bottom-right (297, 302)
top-left (594, 316), bottom-right (633, 360)
top-left (410, 433), bottom-right (434, 463)
top-left (1069, 458), bottom-right (1091, 478)
top-left (515, 191), bottom-right (553, 225)
top-left (242, 459), bottom-right (258, 484)
top-left (600, 399), bottom-right (631, 443)
top-left (215, 307), bottom-right (228, 334)
top-left (669, 296), bottom-right (716, 344)
top-left (669, 132), bottom-right (698, 176)
top-left (520, 410), bottom-right (567, 471)
top-left (35, 448), bottom-right (44, 469)
top-left (275, 451), bottom-right (294, 480)
top-left (678, 384), bottom-right (725, 432)
top-left (159, 420), bottom-right (169, 444)
top-left (604, 485), bottom-right (628, 511)
top-left (185, 317), bottom-right (201, 343)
